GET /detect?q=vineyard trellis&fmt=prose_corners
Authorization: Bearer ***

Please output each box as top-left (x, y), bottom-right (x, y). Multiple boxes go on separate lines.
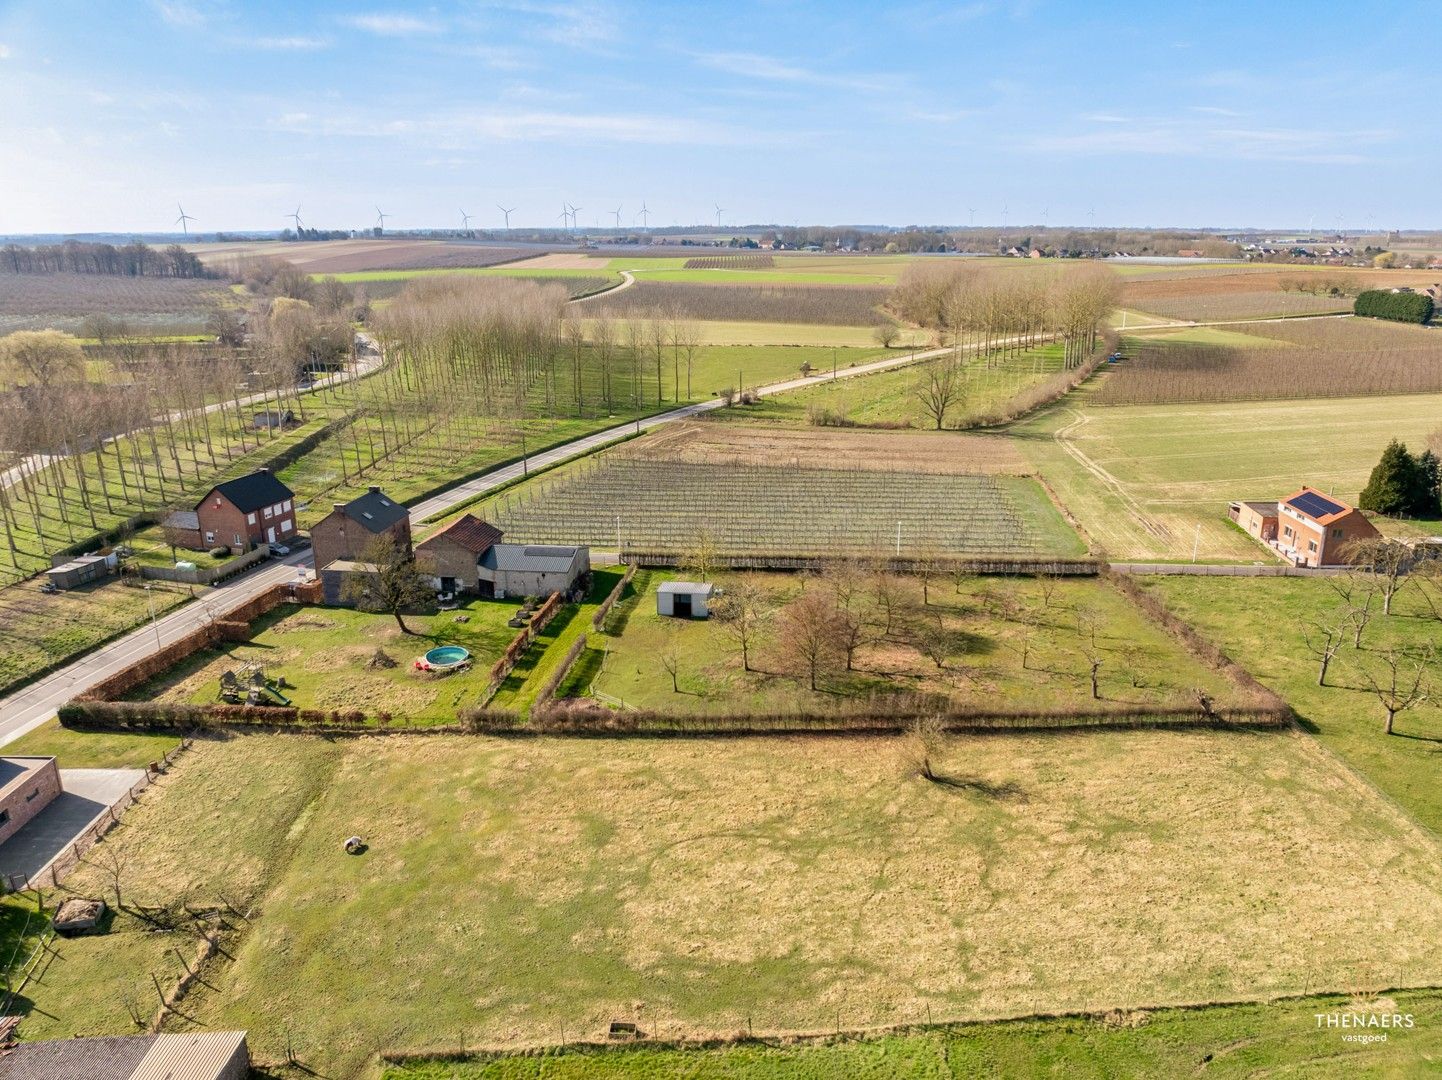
top-left (490, 457), bottom-right (1052, 557)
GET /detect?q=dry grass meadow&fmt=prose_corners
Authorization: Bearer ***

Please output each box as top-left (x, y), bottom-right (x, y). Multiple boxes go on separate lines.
top-left (623, 420), bottom-right (1032, 474)
top-left (22, 729), bottom-right (1442, 1077)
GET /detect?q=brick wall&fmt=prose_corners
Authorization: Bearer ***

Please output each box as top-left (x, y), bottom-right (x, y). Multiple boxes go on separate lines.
top-left (0, 758), bottom-right (61, 845)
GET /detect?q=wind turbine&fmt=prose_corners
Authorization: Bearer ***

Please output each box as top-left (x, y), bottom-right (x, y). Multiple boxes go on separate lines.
top-left (497, 205), bottom-right (516, 230)
top-left (637, 202), bottom-right (650, 229)
top-left (287, 204), bottom-right (304, 232)
top-left (611, 205), bottom-right (623, 228)
top-left (568, 204), bottom-right (582, 231)
top-left (967, 207), bottom-right (976, 227)
top-left (375, 206), bottom-right (389, 232)
top-left (460, 209), bottom-right (474, 232)
top-left (714, 204), bottom-right (725, 228)
top-left (174, 202), bottom-right (195, 236)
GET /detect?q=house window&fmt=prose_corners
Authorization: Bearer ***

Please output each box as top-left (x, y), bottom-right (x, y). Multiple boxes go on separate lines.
top-left (1308, 540), bottom-right (1318, 553)
top-left (25, 788), bottom-right (38, 802)
top-left (204, 531), bottom-right (215, 544)
top-left (263, 506), bottom-right (273, 519)
top-left (247, 512), bottom-right (257, 525)
top-left (0, 810), bottom-right (9, 827)
top-left (280, 519), bottom-right (292, 533)
top-left (1333, 528), bottom-right (1344, 538)
top-left (283, 499), bottom-right (293, 512)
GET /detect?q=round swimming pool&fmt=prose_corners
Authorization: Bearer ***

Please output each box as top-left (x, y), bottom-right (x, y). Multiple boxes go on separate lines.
top-left (423, 645), bottom-right (470, 669)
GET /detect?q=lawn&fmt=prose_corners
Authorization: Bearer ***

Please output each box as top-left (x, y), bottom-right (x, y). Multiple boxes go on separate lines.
top-left (582, 571), bottom-right (1239, 715)
top-left (0, 577), bottom-right (190, 697)
top-left (581, 319), bottom-right (926, 349)
top-left (385, 988), bottom-right (1442, 1079)
top-left (123, 523), bottom-right (235, 569)
top-left (1151, 576), bottom-right (1442, 835)
top-left (736, 342), bottom-right (1069, 429)
top-left (4, 717), bottom-right (180, 769)
top-left (489, 567), bottom-right (624, 714)
top-left (1013, 388), bottom-right (1442, 561)
top-left (21, 728), bottom-right (1442, 1078)
top-left (132, 600), bottom-right (522, 722)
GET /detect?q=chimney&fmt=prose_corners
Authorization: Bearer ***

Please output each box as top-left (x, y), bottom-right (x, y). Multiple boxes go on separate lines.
top-left (368, 486), bottom-right (381, 495)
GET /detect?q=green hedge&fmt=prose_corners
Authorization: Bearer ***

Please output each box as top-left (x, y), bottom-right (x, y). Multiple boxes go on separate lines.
top-left (1354, 289), bottom-right (1434, 324)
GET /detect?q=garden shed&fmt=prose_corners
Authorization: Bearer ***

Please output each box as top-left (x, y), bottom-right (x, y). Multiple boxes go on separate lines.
top-left (46, 553), bottom-right (114, 590)
top-left (657, 581), bottom-right (715, 618)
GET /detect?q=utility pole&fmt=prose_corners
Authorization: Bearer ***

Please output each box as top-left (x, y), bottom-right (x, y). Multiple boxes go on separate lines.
top-left (144, 584), bottom-right (161, 650)
top-left (1192, 523), bottom-right (1202, 563)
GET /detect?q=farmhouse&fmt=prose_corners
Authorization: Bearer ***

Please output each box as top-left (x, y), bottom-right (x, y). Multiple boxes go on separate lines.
top-left (0, 756), bottom-right (60, 847)
top-left (164, 469), bottom-right (296, 552)
top-left (414, 514), bottom-right (505, 595)
top-left (1233, 487), bottom-right (1380, 567)
top-left (310, 486), bottom-right (411, 574)
top-left (0, 1030), bottom-right (249, 1080)
top-left (657, 581), bottom-right (715, 618)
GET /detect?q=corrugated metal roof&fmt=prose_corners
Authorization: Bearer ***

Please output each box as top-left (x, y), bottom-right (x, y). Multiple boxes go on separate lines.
top-left (129, 1030), bottom-right (248, 1080)
top-left (480, 542), bottom-right (582, 574)
top-left (658, 581), bottom-right (714, 595)
top-left (0, 1034), bottom-right (158, 1079)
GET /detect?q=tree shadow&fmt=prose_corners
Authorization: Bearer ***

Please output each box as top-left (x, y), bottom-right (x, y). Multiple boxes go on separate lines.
top-left (927, 773), bottom-right (1027, 800)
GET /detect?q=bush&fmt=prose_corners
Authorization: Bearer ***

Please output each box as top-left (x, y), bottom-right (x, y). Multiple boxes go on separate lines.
top-left (208, 545), bottom-right (230, 558)
top-left (1355, 289), bottom-right (1434, 325)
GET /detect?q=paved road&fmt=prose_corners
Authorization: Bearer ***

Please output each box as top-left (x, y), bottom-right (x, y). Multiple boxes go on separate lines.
top-left (1112, 562), bottom-right (1342, 577)
top-left (0, 342), bottom-right (951, 746)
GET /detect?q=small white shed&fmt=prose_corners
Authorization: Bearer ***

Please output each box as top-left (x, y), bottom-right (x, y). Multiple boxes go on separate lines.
top-left (657, 580), bottom-right (715, 618)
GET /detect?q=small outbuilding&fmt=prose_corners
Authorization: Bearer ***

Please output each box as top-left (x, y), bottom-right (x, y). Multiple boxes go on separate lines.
top-left (657, 581), bottom-right (715, 618)
top-left (46, 553), bottom-right (114, 590)
top-left (479, 543), bottom-right (589, 600)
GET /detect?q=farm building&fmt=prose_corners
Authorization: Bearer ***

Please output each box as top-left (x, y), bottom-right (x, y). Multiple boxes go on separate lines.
top-left (46, 552), bottom-right (114, 590)
top-left (0, 756), bottom-right (60, 847)
top-left (311, 486), bottom-right (411, 574)
top-left (414, 514), bottom-right (505, 595)
top-left (657, 581), bottom-right (715, 618)
top-left (1228, 500), bottom-right (1278, 543)
top-left (0, 1030), bottom-right (249, 1080)
top-left (164, 469), bottom-right (296, 552)
top-left (480, 543), bottom-right (589, 600)
top-left (1234, 487), bottom-right (1380, 567)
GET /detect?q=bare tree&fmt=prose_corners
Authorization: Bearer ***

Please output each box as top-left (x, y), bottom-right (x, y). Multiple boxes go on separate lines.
top-left (1037, 569), bottom-right (1061, 611)
top-left (340, 532), bottom-right (434, 635)
top-left (902, 715), bottom-right (948, 782)
top-left (1328, 570), bottom-right (1379, 647)
top-left (85, 834), bottom-right (136, 910)
top-left (1345, 539), bottom-right (1414, 616)
top-left (660, 640), bottom-right (680, 692)
top-left (1083, 647), bottom-right (1103, 699)
top-left (1302, 621), bottom-right (1347, 687)
top-left (1363, 646), bottom-right (1430, 735)
top-left (778, 590), bottom-right (844, 691)
top-left (869, 569), bottom-right (908, 636)
top-left (915, 359), bottom-right (964, 430)
top-left (873, 322), bottom-right (901, 349)
top-left (0, 329), bottom-right (85, 386)
top-left (711, 576), bottom-right (767, 672)
top-left (678, 527), bottom-right (720, 582)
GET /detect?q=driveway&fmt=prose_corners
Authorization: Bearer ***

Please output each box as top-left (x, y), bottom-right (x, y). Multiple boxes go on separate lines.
top-left (0, 768), bottom-right (146, 886)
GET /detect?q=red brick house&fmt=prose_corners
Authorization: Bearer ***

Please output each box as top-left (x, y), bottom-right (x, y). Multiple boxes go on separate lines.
top-left (1275, 487), bottom-right (1380, 566)
top-left (310, 486), bottom-right (411, 573)
top-left (194, 469), bottom-right (296, 552)
top-left (0, 756), bottom-right (61, 847)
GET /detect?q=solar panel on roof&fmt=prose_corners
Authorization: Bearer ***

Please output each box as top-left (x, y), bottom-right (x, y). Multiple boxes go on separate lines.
top-left (1289, 491), bottom-right (1345, 519)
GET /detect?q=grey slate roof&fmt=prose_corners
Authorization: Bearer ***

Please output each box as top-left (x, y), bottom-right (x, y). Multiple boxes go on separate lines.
top-left (201, 470), bottom-right (293, 514)
top-left (339, 488), bottom-right (408, 532)
top-left (162, 509), bottom-right (200, 531)
top-left (480, 543), bottom-right (582, 574)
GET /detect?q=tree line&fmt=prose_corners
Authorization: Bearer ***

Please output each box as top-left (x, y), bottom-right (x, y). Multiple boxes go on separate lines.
top-left (0, 241), bottom-right (213, 278)
top-left (1354, 289), bottom-right (1435, 325)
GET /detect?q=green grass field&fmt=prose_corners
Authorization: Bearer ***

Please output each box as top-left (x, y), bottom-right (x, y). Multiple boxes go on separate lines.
top-left (134, 600), bottom-right (523, 721)
top-left (737, 342), bottom-right (1069, 430)
top-left (1012, 387), bottom-right (1442, 561)
top-left (385, 988), bottom-right (1442, 1079)
top-left (1151, 576), bottom-right (1442, 835)
top-left (583, 570), bottom-right (1236, 714)
top-left (22, 728), bottom-right (1442, 1078)
top-left (5, 717), bottom-right (181, 769)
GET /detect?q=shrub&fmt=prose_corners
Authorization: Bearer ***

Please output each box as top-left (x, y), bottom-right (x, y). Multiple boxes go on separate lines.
top-left (208, 545), bottom-right (230, 558)
top-left (1355, 289), bottom-right (1434, 325)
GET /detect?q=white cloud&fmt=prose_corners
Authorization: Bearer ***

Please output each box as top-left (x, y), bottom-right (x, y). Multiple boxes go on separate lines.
top-left (251, 35), bottom-right (331, 51)
top-left (481, 2), bottom-right (619, 49)
top-left (697, 51), bottom-right (900, 94)
top-left (0, 44), bottom-right (11, 61)
top-left (1081, 112), bottom-right (1131, 124)
top-left (342, 13), bottom-right (444, 36)
top-left (269, 106), bottom-right (770, 147)
top-left (152, 1), bottom-right (208, 27)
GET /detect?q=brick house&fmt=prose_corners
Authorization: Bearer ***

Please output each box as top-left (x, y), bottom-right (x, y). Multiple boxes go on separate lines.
top-left (1234, 487), bottom-right (1380, 567)
top-left (414, 514), bottom-right (504, 595)
top-left (310, 486), bottom-right (411, 573)
top-left (0, 756), bottom-right (61, 847)
top-left (192, 470), bottom-right (296, 552)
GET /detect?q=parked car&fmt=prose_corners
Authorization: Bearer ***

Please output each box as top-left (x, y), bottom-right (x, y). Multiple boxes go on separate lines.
top-left (270, 544), bottom-right (291, 557)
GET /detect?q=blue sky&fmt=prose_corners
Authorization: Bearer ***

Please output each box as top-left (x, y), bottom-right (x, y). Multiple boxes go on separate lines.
top-left (0, 1), bottom-right (1437, 233)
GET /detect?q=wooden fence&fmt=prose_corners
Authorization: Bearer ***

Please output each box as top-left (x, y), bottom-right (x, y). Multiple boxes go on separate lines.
top-left (2, 739), bottom-right (192, 894)
top-left (480, 591), bottom-right (564, 704)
